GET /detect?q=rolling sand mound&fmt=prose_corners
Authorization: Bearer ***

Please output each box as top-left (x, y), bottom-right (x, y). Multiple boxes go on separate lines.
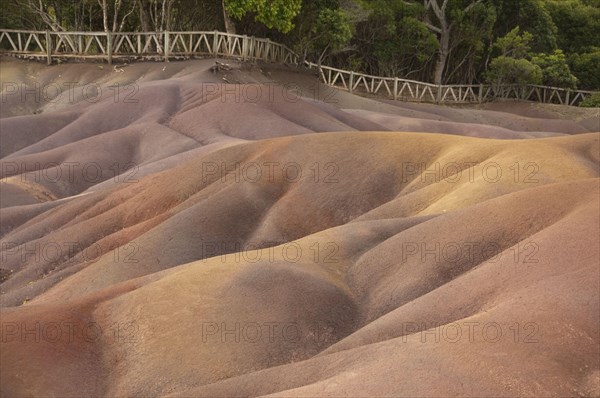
top-left (0, 57), bottom-right (599, 397)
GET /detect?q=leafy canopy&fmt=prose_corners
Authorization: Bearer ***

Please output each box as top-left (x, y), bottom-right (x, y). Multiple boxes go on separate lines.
top-left (225, 0), bottom-right (302, 33)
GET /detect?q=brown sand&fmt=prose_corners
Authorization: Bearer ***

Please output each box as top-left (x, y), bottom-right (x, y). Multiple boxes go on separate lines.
top-left (0, 57), bottom-right (599, 397)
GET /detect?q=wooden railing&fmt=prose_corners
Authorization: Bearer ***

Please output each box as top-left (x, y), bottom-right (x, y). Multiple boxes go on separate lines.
top-left (1, 29), bottom-right (597, 106)
top-left (308, 63), bottom-right (598, 106)
top-left (0, 29), bottom-right (298, 65)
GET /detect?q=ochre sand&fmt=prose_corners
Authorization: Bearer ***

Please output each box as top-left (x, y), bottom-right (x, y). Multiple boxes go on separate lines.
top-left (1, 57), bottom-right (599, 397)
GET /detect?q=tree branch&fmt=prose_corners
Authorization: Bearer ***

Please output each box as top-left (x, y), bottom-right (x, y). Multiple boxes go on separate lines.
top-left (426, 0), bottom-right (444, 22)
top-left (463, 0), bottom-right (483, 14)
top-left (118, 1), bottom-right (137, 32)
top-left (424, 21), bottom-right (442, 34)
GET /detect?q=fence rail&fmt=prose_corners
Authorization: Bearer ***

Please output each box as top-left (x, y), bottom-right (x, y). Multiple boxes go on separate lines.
top-left (307, 62), bottom-right (598, 106)
top-left (0, 29), bottom-right (597, 106)
top-left (0, 29), bottom-right (298, 64)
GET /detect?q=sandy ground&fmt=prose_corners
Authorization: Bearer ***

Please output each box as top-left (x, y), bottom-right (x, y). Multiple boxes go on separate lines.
top-left (0, 57), bottom-right (599, 397)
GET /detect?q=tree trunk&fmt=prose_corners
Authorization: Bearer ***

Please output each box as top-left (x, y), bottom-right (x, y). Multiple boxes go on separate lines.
top-left (137, 1), bottom-right (150, 31)
top-left (433, 25), bottom-right (450, 85)
top-left (222, 0), bottom-right (236, 34)
top-left (112, 0), bottom-right (121, 32)
top-left (99, 0), bottom-right (109, 33)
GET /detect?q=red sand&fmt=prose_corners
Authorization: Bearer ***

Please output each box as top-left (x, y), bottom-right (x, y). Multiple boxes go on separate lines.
top-left (0, 57), bottom-right (599, 397)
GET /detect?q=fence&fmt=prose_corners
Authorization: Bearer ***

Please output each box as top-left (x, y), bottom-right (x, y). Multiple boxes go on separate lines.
top-left (0, 29), bottom-right (597, 106)
top-left (0, 29), bottom-right (298, 65)
top-left (308, 63), bottom-right (597, 106)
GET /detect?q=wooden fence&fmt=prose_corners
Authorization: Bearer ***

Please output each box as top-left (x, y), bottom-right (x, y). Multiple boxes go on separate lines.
top-left (308, 63), bottom-right (598, 106)
top-left (1, 29), bottom-right (597, 106)
top-left (0, 29), bottom-right (298, 65)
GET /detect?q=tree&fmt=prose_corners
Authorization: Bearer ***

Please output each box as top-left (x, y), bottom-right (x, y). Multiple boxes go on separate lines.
top-left (224, 0), bottom-right (302, 34)
top-left (531, 50), bottom-right (578, 89)
top-left (351, 0), bottom-right (438, 80)
top-left (311, 8), bottom-right (353, 65)
top-left (421, 0), bottom-right (455, 85)
top-left (579, 92), bottom-right (600, 108)
top-left (486, 27), bottom-right (542, 87)
top-left (0, 0), bottom-right (40, 29)
top-left (287, 0), bottom-right (353, 63)
top-left (22, 0), bottom-right (136, 32)
top-left (166, 0), bottom-right (223, 31)
top-left (544, 0), bottom-right (600, 89)
top-left (486, 56), bottom-right (542, 86)
top-left (413, 0), bottom-right (490, 85)
top-left (133, 0), bottom-right (181, 32)
top-left (545, 0), bottom-right (600, 55)
top-left (494, 26), bottom-right (534, 58)
top-left (26, 0), bottom-right (99, 31)
top-left (491, 0), bottom-right (557, 53)
top-left (442, 0), bottom-right (496, 83)
top-left (97, 0), bottom-right (137, 33)
top-left (372, 15), bottom-right (439, 77)
top-left (569, 48), bottom-right (600, 90)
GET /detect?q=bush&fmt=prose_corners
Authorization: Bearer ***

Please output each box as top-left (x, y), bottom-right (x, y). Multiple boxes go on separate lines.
top-left (570, 49), bottom-right (600, 90)
top-left (579, 93), bottom-right (600, 108)
top-left (531, 50), bottom-right (578, 89)
top-left (486, 56), bottom-right (542, 86)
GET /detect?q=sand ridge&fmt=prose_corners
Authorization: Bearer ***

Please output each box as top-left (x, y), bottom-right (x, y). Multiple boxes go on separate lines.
top-left (0, 57), bottom-right (598, 397)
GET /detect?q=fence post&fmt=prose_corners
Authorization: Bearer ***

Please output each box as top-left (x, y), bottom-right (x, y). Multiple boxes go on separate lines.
top-left (249, 36), bottom-right (254, 60)
top-left (542, 87), bottom-right (546, 103)
top-left (164, 31), bottom-right (170, 62)
top-left (265, 39), bottom-right (271, 61)
top-left (436, 84), bottom-right (442, 104)
top-left (107, 31), bottom-right (112, 65)
top-left (242, 35), bottom-right (248, 61)
top-left (566, 89), bottom-right (571, 106)
top-left (349, 72), bottom-right (354, 93)
top-left (212, 31), bottom-right (218, 56)
top-left (478, 84), bottom-right (483, 103)
top-left (393, 77), bottom-right (399, 100)
top-left (45, 30), bottom-right (52, 65)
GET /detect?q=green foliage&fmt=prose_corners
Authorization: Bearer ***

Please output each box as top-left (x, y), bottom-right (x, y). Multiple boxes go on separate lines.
top-left (569, 48), bottom-right (600, 90)
top-left (579, 93), bottom-right (600, 107)
top-left (313, 8), bottom-right (352, 56)
top-left (443, 0), bottom-right (497, 83)
top-left (487, 28), bottom-right (578, 89)
top-left (287, 1), bottom-right (352, 63)
top-left (351, 0), bottom-right (438, 79)
top-left (486, 27), bottom-right (542, 86)
top-left (545, 0), bottom-right (600, 54)
top-left (3, 0), bottom-right (598, 91)
top-left (494, 27), bottom-right (533, 58)
top-left (171, 0), bottom-right (224, 30)
top-left (491, 0), bottom-right (557, 53)
top-left (486, 56), bottom-right (543, 86)
top-left (0, 0), bottom-right (40, 29)
top-left (531, 50), bottom-right (578, 88)
top-left (373, 16), bottom-right (439, 76)
top-left (225, 0), bottom-right (302, 33)
top-left (543, 0), bottom-right (600, 89)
